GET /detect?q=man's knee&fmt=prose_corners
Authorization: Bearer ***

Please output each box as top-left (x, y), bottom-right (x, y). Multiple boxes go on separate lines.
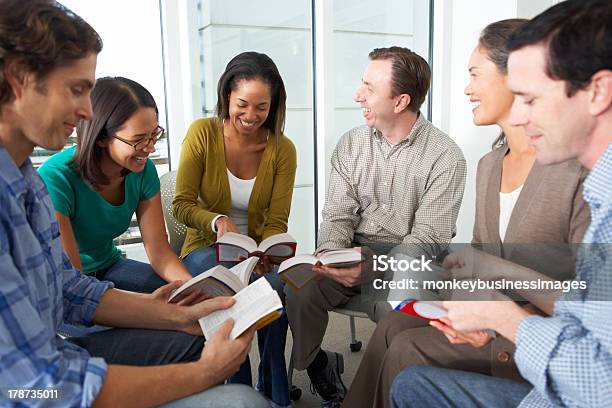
top-left (284, 277), bottom-right (323, 310)
top-left (390, 366), bottom-right (436, 408)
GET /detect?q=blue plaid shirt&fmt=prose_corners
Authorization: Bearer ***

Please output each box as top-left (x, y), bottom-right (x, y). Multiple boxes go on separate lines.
top-left (515, 142), bottom-right (612, 407)
top-left (0, 145), bottom-right (114, 407)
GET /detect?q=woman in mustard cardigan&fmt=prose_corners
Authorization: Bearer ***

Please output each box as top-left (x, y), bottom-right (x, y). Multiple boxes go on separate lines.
top-left (173, 52), bottom-right (297, 408)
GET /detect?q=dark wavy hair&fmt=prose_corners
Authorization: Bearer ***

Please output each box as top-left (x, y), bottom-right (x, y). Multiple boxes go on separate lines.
top-left (368, 46), bottom-right (431, 113)
top-left (216, 52), bottom-right (287, 137)
top-left (508, 0), bottom-right (612, 97)
top-left (478, 19), bottom-right (529, 148)
top-left (0, 0), bottom-right (102, 107)
top-left (71, 77), bottom-right (158, 190)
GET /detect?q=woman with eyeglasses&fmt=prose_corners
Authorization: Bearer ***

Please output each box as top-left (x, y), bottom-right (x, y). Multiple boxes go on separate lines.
top-left (39, 76), bottom-right (193, 293)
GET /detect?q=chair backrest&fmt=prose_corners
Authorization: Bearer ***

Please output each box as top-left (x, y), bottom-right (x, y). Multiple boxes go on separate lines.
top-left (159, 170), bottom-right (187, 255)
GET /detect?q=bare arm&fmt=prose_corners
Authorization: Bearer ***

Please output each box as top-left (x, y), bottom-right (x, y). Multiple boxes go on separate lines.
top-left (92, 285), bottom-right (223, 333)
top-left (56, 211), bottom-right (82, 271)
top-left (93, 317), bottom-right (255, 407)
top-left (136, 192), bottom-right (192, 283)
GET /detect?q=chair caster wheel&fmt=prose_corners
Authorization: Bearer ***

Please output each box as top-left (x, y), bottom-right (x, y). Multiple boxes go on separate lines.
top-left (350, 341), bottom-right (362, 352)
top-left (290, 385), bottom-right (302, 401)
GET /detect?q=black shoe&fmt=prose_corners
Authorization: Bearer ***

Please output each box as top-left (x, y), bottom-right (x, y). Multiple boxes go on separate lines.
top-left (308, 351), bottom-right (347, 406)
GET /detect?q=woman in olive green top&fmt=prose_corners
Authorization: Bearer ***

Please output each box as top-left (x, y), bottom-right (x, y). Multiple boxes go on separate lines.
top-left (173, 52), bottom-right (296, 408)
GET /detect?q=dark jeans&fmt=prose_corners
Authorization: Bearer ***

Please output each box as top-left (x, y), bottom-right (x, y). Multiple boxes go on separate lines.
top-left (184, 246), bottom-right (291, 407)
top-left (68, 329), bottom-right (266, 407)
top-left (390, 366), bottom-right (532, 408)
top-left (93, 258), bottom-right (168, 294)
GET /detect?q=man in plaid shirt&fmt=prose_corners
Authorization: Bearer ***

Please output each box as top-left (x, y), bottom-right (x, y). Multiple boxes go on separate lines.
top-left (285, 46), bottom-right (466, 407)
top-left (391, 1), bottom-right (612, 407)
top-left (0, 1), bottom-right (266, 407)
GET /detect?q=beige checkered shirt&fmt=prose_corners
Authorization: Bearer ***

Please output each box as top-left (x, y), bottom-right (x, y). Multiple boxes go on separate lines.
top-left (317, 113), bottom-right (466, 259)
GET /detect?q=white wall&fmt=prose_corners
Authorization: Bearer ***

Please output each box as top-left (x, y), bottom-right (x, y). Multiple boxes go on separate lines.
top-left (430, 0), bottom-right (555, 243)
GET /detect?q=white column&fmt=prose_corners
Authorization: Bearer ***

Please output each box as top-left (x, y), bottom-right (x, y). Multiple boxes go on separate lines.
top-left (313, 0), bottom-right (334, 230)
top-left (160, 0), bottom-right (201, 171)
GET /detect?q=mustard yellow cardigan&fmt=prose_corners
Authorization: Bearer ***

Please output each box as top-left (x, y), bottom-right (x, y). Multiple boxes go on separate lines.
top-left (173, 117), bottom-right (297, 258)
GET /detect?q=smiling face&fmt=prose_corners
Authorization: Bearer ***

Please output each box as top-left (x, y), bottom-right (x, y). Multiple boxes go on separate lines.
top-left (354, 59), bottom-right (397, 130)
top-left (13, 53), bottom-right (97, 151)
top-left (227, 78), bottom-right (272, 136)
top-left (104, 107), bottom-right (158, 173)
top-left (464, 46), bottom-right (515, 126)
top-left (507, 44), bottom-right (592, 165)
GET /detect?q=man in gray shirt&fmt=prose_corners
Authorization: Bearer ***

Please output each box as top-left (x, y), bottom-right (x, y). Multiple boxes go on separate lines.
top-left (284, 46), bottom-right (466, 407)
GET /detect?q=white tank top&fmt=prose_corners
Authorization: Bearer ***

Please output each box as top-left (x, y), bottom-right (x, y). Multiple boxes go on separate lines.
top-left (499, 185), bottom-right (523, 242)
top-left (227, 169), bottom-right (256, 235)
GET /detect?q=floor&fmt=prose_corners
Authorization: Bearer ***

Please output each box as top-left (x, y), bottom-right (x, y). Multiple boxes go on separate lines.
top-left (249, 312), bottom-right (377, 408)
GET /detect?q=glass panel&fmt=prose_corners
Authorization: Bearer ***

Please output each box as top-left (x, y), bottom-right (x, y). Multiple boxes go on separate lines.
top-left (289, 186), bottom-right (316, 254)
top-left (321, 0), bottom-right (431, 196)
top-left (331, 0), bottom-right (431, 126)
top-left (198, 0), bottom-right (315, 249)
top-left (32, 0), bottom-right (169, 175)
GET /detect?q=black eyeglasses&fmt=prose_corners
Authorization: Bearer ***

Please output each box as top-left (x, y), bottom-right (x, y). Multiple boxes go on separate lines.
top-left (112, 126), bottom-right (165, 150)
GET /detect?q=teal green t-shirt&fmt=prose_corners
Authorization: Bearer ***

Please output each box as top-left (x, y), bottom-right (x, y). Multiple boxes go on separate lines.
top-left (38, 146), bottom-right (160, 274)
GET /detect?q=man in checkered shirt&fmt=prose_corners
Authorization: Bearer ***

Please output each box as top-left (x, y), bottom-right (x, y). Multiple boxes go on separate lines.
top-left (390, 1), bottom-right (612, 407)
top-left (285, 46), bottom-right (466, 407)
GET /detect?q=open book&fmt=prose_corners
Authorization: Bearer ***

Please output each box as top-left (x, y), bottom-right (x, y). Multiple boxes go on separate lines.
top-left (389, 300), bottom-right (448, 321)
top-left (278, 249), bottom-right (364, 289)
top-left (198, 277), bottom-right (283, 339)
top-left (216, 232), bottom-right (297, 263)
top-left (168, 257), bottom-right (259, 303)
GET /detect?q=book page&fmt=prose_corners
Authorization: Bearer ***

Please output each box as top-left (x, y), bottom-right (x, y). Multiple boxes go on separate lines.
top-left (218, 244), bottom-right (249, 262)
top-left (198, 277), bottom-right (282, 339)
top-left (218, 232), bottom-right (258, 252)
top-left (229, 256), bottom-right (259, 286)
top-left (278, 254), bottom-right (318, 272)
top-left (258, 233), bottom-right (297, 258)
top-left (217, 232), bottom-right (256, 261)
top-left (320, 249), bottom-right (363, 267)
top-left (169, 265), bottom-right (235, 302)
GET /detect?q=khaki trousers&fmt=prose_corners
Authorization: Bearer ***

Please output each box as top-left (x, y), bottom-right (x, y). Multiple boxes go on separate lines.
top-left (342, 312), bottom-right (523, 408)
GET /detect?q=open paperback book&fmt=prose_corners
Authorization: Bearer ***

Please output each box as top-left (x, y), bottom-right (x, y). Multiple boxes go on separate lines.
top-left (388, 299), bottom-right (448, 321)
top-left (168, 257), bottom-right (260, 303)
top-left (278, 248), bottom-right (365, 289)
top-left (216, 232), bottom-right (297, 263)
top-left (198, 277), bottom-right (283, 339)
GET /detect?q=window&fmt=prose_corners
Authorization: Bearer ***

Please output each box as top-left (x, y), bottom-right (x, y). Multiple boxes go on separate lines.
top-left (35, 0), bottom-right (170, 247)
top-left (198, 0), bottom-right (316, 252)
top-left (196, 0), bottom-right (432, 252)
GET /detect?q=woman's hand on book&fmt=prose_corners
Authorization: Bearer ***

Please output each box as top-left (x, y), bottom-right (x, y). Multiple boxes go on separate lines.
top-left (198, 319), bottom-right (256, 385)
top-left (430, 318), bottom-right (493, 348)
top-left (215, 217), bottom-right (240, 240)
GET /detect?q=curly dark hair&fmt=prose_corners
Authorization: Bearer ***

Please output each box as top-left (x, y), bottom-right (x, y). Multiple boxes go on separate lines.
top-left (0, 0), bottom-right (102, 106)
